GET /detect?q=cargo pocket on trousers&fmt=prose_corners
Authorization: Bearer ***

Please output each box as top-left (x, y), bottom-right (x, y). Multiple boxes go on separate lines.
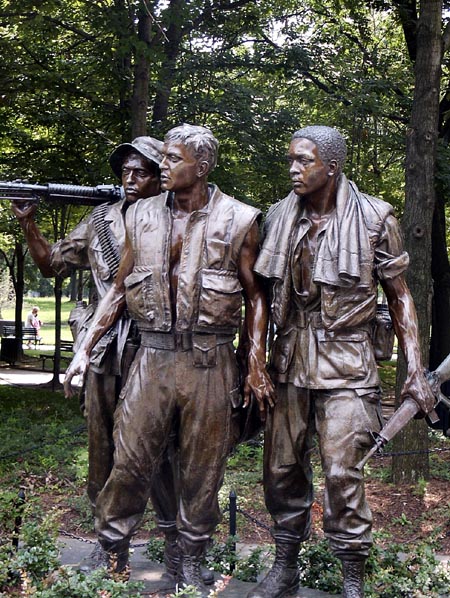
top-left (352, 389), bottom-right (383, 449)
top-left (270, 327), bottom-right (297, 374)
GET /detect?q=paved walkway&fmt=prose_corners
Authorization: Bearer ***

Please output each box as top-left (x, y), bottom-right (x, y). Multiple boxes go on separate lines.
top-left (0, 364), bottom-right (80, 387)
top-left (59, 536), bottom-right (334, 597)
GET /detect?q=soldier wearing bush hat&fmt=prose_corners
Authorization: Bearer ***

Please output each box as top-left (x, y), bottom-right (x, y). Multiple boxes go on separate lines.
top-left (109, 136), bottom-right (163, 180)
top-left (12, 136), bottom-right (205, 586)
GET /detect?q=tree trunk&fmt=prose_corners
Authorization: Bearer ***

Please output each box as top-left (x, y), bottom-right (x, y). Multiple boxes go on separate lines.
top-left (131, 7), bottom-right (152, 138)
top-left (151, 0), bottom-right (186, 132)
top-left (13, 242), bottom-right (25, 363)
top-left (392, 0), bottom-right (443, 484)
top-left (51, 275), bottom-right (63, 390)
top-left (430, 194), bottom-right (450, 370)
top-left (112, 0), bottom-right (134, 141)
top-left (51, 205), bottom-right (68, 389)
top-left (69, 271), bottom-right (78, 302)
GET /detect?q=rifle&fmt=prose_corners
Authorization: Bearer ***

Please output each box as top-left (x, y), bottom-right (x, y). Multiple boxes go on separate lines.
top-left (0, 180), bottom-right (123, 206)
top-left (356, 353), bottom-right (450, 470)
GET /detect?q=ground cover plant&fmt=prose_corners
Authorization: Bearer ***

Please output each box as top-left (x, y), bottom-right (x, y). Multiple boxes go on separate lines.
top-left (0, 369), bottom-right (450, 596)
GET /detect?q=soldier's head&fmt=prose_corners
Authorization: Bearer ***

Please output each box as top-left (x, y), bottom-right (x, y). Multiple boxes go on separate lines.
top-left (291, 126), bottom-right (347, 175)
top-left (160, 124), bottom-right (219, 192)
top-left (288, 126), bottom-right (346, 198)
top-left (109, 136), bottom-right (163, 203)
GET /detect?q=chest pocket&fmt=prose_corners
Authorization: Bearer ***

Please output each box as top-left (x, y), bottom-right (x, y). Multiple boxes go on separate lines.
top-left (88, 243), bottom-right (111, 281)
top-left (124, 269), bottom-right (159, 324)
top-left (197, 269), bottom-right (243, 329)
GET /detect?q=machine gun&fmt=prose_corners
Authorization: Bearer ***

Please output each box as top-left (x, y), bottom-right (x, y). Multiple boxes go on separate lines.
top-left (356, 353), bottom-right (450, 470)
top-left (0, 180), bottom-right (123, 206)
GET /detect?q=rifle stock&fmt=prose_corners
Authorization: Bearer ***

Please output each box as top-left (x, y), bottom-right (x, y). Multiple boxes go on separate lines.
top-left (356, 361), bottom-right (450, 471)
top-left (356, 397), bottom-right (419, 471)
top-left (0, 180), bottom-right (123, 206)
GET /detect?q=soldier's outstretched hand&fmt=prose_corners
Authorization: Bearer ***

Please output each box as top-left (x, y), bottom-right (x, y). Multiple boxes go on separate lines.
top-left (64, 350), bottom-right (90, 398)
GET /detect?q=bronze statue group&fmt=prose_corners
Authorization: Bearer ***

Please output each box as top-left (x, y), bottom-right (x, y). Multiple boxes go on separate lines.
top-left (13, 124), bottom-right (435, 598)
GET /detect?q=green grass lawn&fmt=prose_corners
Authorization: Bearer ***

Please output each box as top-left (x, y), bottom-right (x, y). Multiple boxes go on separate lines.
top-left (1, 296), bottom-right (75, 344)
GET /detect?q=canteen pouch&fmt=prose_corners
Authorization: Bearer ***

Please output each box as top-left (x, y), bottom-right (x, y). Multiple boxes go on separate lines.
top-left (372, 304), bottom-right (395, 362)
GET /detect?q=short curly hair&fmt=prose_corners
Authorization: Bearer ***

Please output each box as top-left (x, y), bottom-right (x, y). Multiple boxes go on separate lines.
top-left (292, 125), bottom-right (347, 173)
top-left (165, 124), bottom-right (219, 174)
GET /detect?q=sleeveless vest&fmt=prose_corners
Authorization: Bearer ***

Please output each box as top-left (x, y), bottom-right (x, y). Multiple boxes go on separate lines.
top-left (124, 185), bottom-right (260, 334)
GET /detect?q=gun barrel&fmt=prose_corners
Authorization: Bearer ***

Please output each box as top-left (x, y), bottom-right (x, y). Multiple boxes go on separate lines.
top-left (434, 353), bottom-right (450, 386)
top-left (0, 181), bottom-right (122, 206)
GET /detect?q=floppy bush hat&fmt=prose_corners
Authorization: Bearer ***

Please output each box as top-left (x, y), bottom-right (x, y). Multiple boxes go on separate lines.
top-left (109, 136), bottom-right (163, 178)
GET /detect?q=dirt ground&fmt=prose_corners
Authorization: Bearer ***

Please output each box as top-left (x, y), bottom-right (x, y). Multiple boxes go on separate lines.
top-left (53, 451), bottom-right (450, 555)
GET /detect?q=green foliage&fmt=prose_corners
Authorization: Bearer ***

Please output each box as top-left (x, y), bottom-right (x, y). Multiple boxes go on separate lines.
top-left (14, 506), bottom-right (61, 583)
top-left (227, 439), bottom-right (263, 470)
top-left (297, 537), bottom-right (343, 593)
top-left (29, 568), bottom-right (143, 598)
top-left (206, 536), bottom-right (267, 582)
top-left (391, 512), bottom-right (412, 527)
top-left (144, 536), bottom-right (165, 563)
top-left (232, 546), bottom-right (266, 582)
top-left (293, 533), bottom-right (450, 597)
top-left (206, 536), bottom-right (239, 576)
top-left (430, 450), bottom-right (450, 481)
top-left (66, 493), bottom-right (94, 534)
top-left (0, 507), bottom-right (143, 597)
top-left (171, 585), bottom-right (205, 597)
top-left (366, 535), bottom-right (450, 597)
top-left (0, 0), bottom-right (415, 212)
top-left (145, 534), bottom-right (266, 583)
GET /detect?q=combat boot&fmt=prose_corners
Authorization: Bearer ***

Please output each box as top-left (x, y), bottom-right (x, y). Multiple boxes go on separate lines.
top-left (342, 559), bottom-right (365, 598)
top-left (78, 541), bottom-right (109, 574)
top-left (246, 540), bottom-right (300, 598)
top-left (158, 528), bottom-right (215, 589)
top-left (179, 554), bottom-right (210, 597)
top-left (78, 541), bottom-right (129, 577)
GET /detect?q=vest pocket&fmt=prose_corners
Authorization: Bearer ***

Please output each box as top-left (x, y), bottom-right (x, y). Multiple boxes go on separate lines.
top-left (197, 269), bottom-right (243, 328)
top-left (124, 268), bottom-right (155, 321)
top-left (317, 330), bottom-right (369, 380)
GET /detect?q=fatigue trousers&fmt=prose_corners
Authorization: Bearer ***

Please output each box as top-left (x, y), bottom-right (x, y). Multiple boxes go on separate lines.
top-left (95, 342), bottom-right (238, 555)
top-left (263, 383), bottom-right (382, 559)
top-left (85, 368), bottom-right (178, 528)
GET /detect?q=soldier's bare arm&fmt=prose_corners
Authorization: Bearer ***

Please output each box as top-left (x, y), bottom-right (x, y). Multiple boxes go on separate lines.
top-left (64, 237), bottom-right (134, 397)
top-left (11, 201), bottom-right (54, 277)
top-left (237, 221), bottom-right (276, 421)
top-left (382, 275), bottom-right (434, 414)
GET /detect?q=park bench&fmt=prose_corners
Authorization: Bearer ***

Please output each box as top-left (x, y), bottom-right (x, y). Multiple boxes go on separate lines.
top-left (2, 325), bottom-right (41, 347)
top-left (40, 340), bottom-right (74, 371)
